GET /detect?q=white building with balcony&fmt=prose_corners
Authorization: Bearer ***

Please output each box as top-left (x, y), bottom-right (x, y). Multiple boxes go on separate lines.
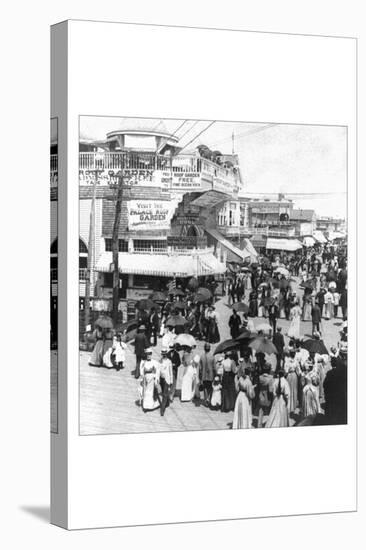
top-left (73, 121), bottom-right (248, 319)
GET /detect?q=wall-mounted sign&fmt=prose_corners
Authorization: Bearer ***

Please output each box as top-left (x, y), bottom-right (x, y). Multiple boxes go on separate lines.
top-left (79, 168), bottom-right (169, 189)
top-left (127, 200), bottom-right (178, 231)
top-left (213, 176), bottom-right (238, 195)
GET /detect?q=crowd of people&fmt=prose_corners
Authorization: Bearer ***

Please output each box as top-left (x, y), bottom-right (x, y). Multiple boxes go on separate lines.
top-left (88, 241), bottom-right (348, 429)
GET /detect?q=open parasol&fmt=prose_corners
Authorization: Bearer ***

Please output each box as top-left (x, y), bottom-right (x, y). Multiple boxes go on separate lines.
top-left (150, 291), bottom-right (167, 302)
top-left (249, 336), bottom-right (277, 355)
top-left (196, 287), bottom-right (212, 299)
top-left (166, 315), bottom-right (187, 328)
top-left (169, 288), bottom-right (186, 297)
top-left (175, 333), bottom-right (196, 347)
top-left (300, 338), bottom-right (328, 355)
top-left (214, 339), bottom-right (239, 355)
top-left (187, 276), bottom-right (199, 290)
top-left (232, 302), bottom-right (249, 314)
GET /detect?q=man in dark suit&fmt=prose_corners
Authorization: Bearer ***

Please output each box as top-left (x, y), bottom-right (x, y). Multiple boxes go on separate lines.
top-left (316, 288), bottom-right (326, 318)
top-left (150, 307), bottom-right (160, 347)
top-left (311, 301), bottom-right (322, 336)
top-left (268, 298), bottom-right (279, 335)
top-left (272, 326), bottom-right (285, 371)
top-left (134, 325), bottom-right (148, 379)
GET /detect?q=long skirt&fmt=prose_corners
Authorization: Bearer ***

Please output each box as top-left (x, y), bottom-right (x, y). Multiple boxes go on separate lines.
top-left (221, 371), bottom-right (236, 412)
top-left (324, 303), bottom-right (334, 320)
top-left (302, 303), bottom-right (312, 321)
top-left (287, 372), bottom-right (298, 413)
top-left (248, 299), bottom-right (258, 317)
top-left (302, 385), bottom-right (320, 417)
top-left (265, 396), bottom-right (289, 428)
top-left (181, 366), bottom-right (195, 402)
top-left (232, 391), bottom-right (252, 429)
top-left (142, 373), bottom-right (160, 411)
top-left (288, 317), bottom-right (300, 340)
top-left (89, 340), bottom-right (104, 366)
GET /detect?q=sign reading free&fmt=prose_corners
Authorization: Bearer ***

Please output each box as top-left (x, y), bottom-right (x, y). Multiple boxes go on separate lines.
top-left (154, 170), bottom-right (202, 190)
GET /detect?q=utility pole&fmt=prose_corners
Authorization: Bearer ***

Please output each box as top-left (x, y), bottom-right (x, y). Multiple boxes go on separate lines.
top-left (84, 168), bottom-right (101, 330)
top-left (111, 170), bottom-right (125, 327)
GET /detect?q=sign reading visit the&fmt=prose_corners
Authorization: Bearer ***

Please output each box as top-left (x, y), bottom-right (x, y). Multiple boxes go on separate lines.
top-left (127, 200), bottom-right (177, 231)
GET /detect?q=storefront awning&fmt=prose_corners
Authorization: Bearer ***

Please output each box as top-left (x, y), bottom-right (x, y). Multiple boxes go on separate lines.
top-left (205, 228), bottom-right (258, 262)
top-left (313, 230), bottom-right (327, 244)
top-left (190, 190), bottom-right (230, 208)
top-left (327, 231), bottom-right (346, 241)
top-left (95, 251), bottom-right (226, 278)
top-left (266, 238), bottom-right (303, 252)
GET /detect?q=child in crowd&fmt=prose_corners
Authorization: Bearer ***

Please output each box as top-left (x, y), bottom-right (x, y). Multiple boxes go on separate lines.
top-left (112, 332), bottom-right (127, 371)
top-left (211, 375), bottom-right (222, 410)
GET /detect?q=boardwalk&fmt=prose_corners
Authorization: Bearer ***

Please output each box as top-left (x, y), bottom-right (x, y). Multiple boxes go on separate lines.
top-left (79, 280), bottom-right (343, 435)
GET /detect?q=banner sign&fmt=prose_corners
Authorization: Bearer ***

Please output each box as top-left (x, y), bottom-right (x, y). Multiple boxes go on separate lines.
top-left (79, 168), bottom-right (169, 189)
top-left (213, 176), bottom-right (238, 195)
top-left (127, 200), bottom-right (177, 231)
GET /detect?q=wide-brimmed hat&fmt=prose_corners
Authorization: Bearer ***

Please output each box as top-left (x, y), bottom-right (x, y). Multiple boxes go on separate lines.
top-left (145, 347), bottom-right (153, 354)
top-left (161, 347), bottom-right (168, 354)
top-left (139, 325), bottom-right (146, 331)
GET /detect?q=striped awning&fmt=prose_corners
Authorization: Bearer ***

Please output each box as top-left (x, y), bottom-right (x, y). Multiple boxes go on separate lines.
top-left (95, 251), bottom-right (226, 278)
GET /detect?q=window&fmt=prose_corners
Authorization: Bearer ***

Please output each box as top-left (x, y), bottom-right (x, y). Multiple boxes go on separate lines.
top-left (133, 240), bottom-right (167, 252)
top-left (79, 239), bottom-right (88, 253)
top-left (105, 238), bottom-right (128, 252)
top-left (133, 275), bottom-right (153, 288)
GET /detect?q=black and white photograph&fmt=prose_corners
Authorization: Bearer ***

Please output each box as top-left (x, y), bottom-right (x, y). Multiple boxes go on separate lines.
top-left (77, 115), bottom-right (348, 435)
top-left (50, 116), bottom-right (58, 434)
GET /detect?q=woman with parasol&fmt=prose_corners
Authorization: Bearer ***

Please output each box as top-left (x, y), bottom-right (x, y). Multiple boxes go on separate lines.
top-left (265, 370), bottom-right (290, 428)
top-left (232, 367), bottom-right (255, 429)
top-left (89, 314), bottom-right (114, 367)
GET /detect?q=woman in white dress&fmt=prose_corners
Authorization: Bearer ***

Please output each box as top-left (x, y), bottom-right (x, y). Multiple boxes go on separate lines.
top-left (265, 371), bottom-right (290, 428)
top-left (323, 289), bottom-right (334, 320)
top-left (140, 349), bottom-right (160, 412)
top-left (232, 369), bottom-right (255, 429)
top-left (287, 300), bottom-right (302, 340)
top-left (111, 332), bottom-right (127, 370)
top-left (181, 355), bottom-right (199, 402)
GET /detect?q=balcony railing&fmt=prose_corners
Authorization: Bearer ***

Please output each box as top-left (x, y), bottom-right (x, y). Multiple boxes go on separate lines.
top-left (78, 152), bottom-right (237, 190)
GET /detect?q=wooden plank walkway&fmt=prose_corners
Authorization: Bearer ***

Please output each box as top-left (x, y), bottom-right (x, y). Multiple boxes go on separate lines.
top-left (79, 287), bottom-right (342, 435)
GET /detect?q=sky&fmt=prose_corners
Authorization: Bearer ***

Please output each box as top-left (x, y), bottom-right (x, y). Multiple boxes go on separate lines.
top-left (79, 116), bottom-right (347, 219)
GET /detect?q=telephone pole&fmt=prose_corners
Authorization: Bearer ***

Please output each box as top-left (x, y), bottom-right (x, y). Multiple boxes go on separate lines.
top-left (84, 169), bottom-right (101, 330)
top-left (111, 170), bottom-right (125, 327)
